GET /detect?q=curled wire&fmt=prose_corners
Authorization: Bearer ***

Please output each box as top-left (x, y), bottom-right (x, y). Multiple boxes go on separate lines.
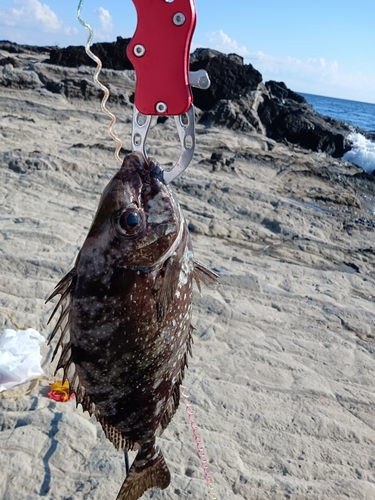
top-left (76, 0), bottom-right (123, 164)
top-left (180, 385), bottom-right (217, 500)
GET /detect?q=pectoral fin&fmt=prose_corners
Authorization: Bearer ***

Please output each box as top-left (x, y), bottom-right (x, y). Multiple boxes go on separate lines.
top-left (193, 259), bottom-right (220, 292)
top-left (153, 256), bottom-right (180, 321)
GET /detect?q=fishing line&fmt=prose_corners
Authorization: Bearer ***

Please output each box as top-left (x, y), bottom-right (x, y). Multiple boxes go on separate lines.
top-left (1, 377), bottom-right (48, 399)
top-left (181, 385), bottom-right (217, 500)
top-left (0, 307), bottom-right (30, 330)
top-left (76, 0), bottom-right (123, 164)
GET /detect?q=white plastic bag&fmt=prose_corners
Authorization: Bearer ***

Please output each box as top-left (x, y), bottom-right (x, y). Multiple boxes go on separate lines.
top-left (0, 328), bottom-right (45, 392)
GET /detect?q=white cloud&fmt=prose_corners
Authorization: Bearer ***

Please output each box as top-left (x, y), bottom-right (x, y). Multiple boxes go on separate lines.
top-left (258, 54), bottom-right (340, 80)
top-left (1, 0), bottom-right (61, 31)
top-left (0, 0), bottom-right (77, 35)
top-left (207, 30), bottom-right (251, 58)
top-left (96, 7), bottom-right (113, 33)
top-left (205, 29), bottom-right (375, 102)
top-left (206, 30), bottom-right (341, 79)
top-left (92, 7), bottom-right (114, 41)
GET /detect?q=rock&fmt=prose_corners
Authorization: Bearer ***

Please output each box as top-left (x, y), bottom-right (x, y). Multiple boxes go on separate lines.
top-left (48, 45), bottom-right (89, 68)
top-left (47, 36), bottom-right (133, 70)
top-left (190, 48), bottom-right (262, 110)
top-left (0, 40), bottom-right (52, 55)
top-left (45, 78), bottom-right (101, 99)
top-left (0, 64), bottom-right (42, 90)
top-left (206, 151), bottom-right (237, 172)
top-left (265, 80), bottom-right (307, 104)
top-left (258, 84), bottom-right (353, 157)
top-left (0, 40), bottom-right (369, 160)
top-left (45, 77), bottom-right (129, 104)
top-left (199, 93), bottom-right (266, 134)
top-left (0, 56), bottom-right (20, 68)
top-left (190, 50), bottom-right (353, 157)
top-left (192, 48), bottom-right (355, 157)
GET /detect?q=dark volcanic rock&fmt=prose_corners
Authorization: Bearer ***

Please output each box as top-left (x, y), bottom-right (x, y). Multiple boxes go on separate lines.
top-left (190, 48), bottom-right (262, 110)
top-left (258, 81), bottom-right (353, 157)
top-left (47, 36), bottom-right (133, 70)
top-left (1, 40), bottom-right (368, 159)
top-left (189, 50), bottom-right (355, 156)
top-left (0, 40), bottom-right (53, 54)
top-left (265, 80), bottom-right (307, 104)
top-left (193, 49), bottom-right (356, 157)
top-left (198, 94), bottom-right (266, 134)
top-left (48, 45), bottom-right (89, 68)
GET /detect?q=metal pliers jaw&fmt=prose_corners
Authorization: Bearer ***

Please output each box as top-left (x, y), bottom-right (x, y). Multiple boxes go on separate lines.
top-left (131, 104), bottom-right (196, 185)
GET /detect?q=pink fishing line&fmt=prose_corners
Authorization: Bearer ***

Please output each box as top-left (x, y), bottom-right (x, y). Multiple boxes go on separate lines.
top-left (180, 385), bottom-right (217, 499)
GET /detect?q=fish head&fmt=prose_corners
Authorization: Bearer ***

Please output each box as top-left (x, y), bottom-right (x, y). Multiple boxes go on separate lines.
top-left (81, 152), bottom-right (183, 269)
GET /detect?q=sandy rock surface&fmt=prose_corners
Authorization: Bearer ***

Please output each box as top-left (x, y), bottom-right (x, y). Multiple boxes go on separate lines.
top-left (1, 49), bottom-right (375, 500)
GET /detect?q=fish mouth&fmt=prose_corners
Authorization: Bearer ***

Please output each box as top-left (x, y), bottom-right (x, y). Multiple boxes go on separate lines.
top-left (125, 152), bottom-right (165, 184)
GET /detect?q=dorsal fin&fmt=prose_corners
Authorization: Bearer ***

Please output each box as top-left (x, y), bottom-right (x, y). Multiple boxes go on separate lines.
top-left (46, 268), bottom-right (77, 305)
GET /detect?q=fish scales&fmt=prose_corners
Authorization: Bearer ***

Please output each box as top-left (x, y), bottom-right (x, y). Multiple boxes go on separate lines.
top-left (47, 152), bottom-right (218, 500)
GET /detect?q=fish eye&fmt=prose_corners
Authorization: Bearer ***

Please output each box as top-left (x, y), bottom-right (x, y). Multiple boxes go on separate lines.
top-left (115, 206), bottom-right (143, 237)
top-left (122, 211), bottom-right (139, 228)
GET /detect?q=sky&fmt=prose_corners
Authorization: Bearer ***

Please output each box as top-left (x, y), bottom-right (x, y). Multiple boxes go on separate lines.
top-left (0, 0), bottom-right (374, 104)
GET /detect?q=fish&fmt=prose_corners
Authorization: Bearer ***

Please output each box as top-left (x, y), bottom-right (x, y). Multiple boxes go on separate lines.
top-left (46, 152), bottom-right (218, 500)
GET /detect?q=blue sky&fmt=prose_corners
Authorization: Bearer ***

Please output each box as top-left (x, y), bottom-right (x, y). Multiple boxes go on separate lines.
top-left (1, 0), bottom-right (374, 103)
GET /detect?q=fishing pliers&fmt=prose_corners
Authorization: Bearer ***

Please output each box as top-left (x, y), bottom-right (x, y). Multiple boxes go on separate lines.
top-left (127, 0), bottom-right (210, 184)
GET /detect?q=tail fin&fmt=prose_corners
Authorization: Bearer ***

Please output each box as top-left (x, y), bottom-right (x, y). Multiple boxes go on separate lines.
top-left (116, 445), bottom-right (171, 500)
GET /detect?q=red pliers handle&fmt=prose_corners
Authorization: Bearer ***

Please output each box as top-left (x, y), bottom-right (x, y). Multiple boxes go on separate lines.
top-left (127, 0), bottom-right (210, 183)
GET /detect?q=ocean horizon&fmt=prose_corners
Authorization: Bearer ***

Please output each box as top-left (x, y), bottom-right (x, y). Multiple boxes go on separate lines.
top-left (298, 92), bottom-right (375, 173)
top-left (298, 92), bottom-right (375, 132)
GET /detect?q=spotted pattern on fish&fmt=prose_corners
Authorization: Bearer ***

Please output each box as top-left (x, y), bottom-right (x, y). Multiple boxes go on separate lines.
top-left (47, 153), bottom-right (218, 500)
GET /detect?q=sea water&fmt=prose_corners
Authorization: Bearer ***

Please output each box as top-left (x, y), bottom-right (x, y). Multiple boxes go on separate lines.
top-left (299, 93), bottom-right (375, 132)
top-left (299, 92), bottom-right (375, 173)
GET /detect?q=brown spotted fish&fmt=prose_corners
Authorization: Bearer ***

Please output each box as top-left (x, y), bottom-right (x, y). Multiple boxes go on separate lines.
top-left (47, 152), bottom-right (218, 500)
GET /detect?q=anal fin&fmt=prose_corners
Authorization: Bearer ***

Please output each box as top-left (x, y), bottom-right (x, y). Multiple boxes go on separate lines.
top-left (116, 445), bottom-right (170, 500)
top-left (98, 417), bottom-right (137, 452)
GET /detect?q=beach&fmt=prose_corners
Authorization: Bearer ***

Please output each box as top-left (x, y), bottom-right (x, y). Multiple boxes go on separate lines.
top-left (1, 47), bottom-right (375, 500)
